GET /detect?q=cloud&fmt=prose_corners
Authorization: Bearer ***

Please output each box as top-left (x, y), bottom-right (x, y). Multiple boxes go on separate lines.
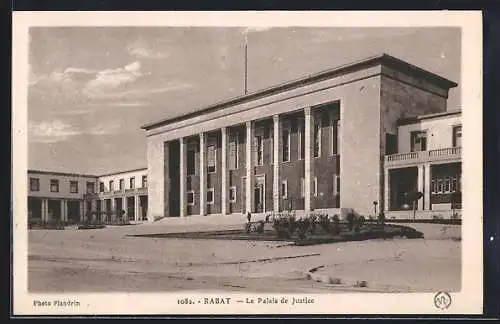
top-left (29, 120), bottom-right (80, 143)
top-left (128, 41), bottom-right (166, 59)
top-left (88, 121), bottom-right (123, 136)
top-left (83, 82), bottom-right (193, 100)
top-left (84, 61), bottom-right (143, 95)
top-left (105, 101), bottom-right (148, 108)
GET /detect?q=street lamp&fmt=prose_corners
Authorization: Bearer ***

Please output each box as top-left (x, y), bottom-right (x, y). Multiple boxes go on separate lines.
top-left (373, 201), bottom-right (378, 218)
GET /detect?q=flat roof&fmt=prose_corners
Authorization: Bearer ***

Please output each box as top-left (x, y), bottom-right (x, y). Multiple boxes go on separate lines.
top-left (27, 169), bottom-right (98, 178)
top-left (398, 110), bottom-right (462, 125)
top-left (28, 167), bottom-right (148, 178)
top-left (97, 167), bottom-right (148, 178)
top-left (142, 53), bottom-right (458, 131)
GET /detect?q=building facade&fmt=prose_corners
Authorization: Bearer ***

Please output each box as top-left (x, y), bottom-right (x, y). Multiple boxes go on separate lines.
top-left (384, 111), bottom-right (462, 219)
top-left (142, 54), bottom-right (461, 221)
top-left (84, 168), bottom-right (148, 222)
top-left (27, 168), bottom-right (148, 223)
top-left (27, 170), bottom-right (98, 222)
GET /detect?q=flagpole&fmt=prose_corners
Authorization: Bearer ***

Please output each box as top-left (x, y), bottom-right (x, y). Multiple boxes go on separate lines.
top-left (244, 31), bottom-right (248, 95)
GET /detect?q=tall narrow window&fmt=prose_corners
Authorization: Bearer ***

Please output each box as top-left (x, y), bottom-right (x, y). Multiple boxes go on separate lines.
top-left (313, 177), bottom-right (318, 197)
top-left (332, 118), bottom-right (341, 155)
top-left (450, 176), bottom-right (458, 192)
top-left (452, 125), bottom-right (462, 147)
top-left (336, 120), bottom-right (341, 155)
top-left (254, 134), bottom-right (264, 166)
top-left (109, 180), bottom-right (114, 191)
top-left (70, 180), bottom-right (79, 193)
top-left (281, 180), bottom-right (288, 199)
top-left (141, 176), bottom-right (147, 188)
top-left (207, 188), bottom-right (215, 204)
top-left (187, 143), bottom-right (196, 175)
top-left (300, 178), bottom-right (305, 198)
top-left (50, 179), bottom-right (60, 193)
top-left (207, 144), bottom-right (216, 173)
top-left (86, 181), bottom-right (95, 194)
top-left (333, 175), bottom-right (340, 195)
top-left (282, 122), bottom-right (290, 162)
top-left (187, 191), bottom-right (195, 205)
top-left (30, 178), bottom-right (40, 192)
top-left (119, 179), bottom-right (124, 190)
top-left (228, 133), bottom-right (238, 170)
top-left (229, 187), bottom-right (236, 203)
top-left (410, 131), bottom-right (427, 152)
top-left (130, 177), bottom-right (135, 189)
top-left (99, 182), bottom-right (104, 192)
top-left (298, 119), bottom-right (305, 160)
top-left (314, 119), bottom-right (321, 157)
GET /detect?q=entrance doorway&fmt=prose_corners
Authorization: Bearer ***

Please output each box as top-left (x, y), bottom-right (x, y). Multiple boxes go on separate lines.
top-left (254, 175), bottom-right (266, 213)
top-left (47, 199), bottom-right (61, 221)
top-left (126, 197), bottom-right (135, 221)
top-left (254, 185), bottom-right (264, 213)
top-left (67, 200), bottom-right (81, 222)
top-left (28, 197), bottom-right (42, 219)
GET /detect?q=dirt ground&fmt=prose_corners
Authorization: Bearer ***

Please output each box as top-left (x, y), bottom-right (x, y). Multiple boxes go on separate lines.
top-left (28, 217), bottom-right (461, 293)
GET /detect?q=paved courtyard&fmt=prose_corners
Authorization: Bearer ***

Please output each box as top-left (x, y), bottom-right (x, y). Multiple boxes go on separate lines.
top-left (28, 215), bottom-right (462, 293)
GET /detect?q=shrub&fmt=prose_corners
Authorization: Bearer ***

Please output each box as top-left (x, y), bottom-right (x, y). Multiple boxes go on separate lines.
top-left (272, 216), bottom-right (295, 239)
top-left (347, 213), bottom-right (356, 231)
top-left (296, 217), bottom-right (311, 240)
top-left (309, 214), bottom-right (318, 234)
top-left (332, 215), bottom-right (340, 235)
top-left (255, 220), bottom-right (265, 234)
top-left (318, 214), bottom-right (331, 233)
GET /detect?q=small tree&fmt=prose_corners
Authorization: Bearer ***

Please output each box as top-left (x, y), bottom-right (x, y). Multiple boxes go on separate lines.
top-left (404, 190), bottom-right (424, 222)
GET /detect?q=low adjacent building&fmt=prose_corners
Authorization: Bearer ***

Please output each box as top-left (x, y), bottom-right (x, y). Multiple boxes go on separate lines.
top-left (27, 168), bottom-right (148, 223)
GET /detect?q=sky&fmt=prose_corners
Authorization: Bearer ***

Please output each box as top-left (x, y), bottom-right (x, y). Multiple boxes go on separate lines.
top-left (28, 27), bottom-right (461, 175)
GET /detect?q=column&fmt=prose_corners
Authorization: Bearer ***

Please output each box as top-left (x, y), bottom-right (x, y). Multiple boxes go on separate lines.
top-left (304, 107), bottom-right (314, 212)
top-left (424, 163), bottom-right (431, 211)
top-left (384, 168), bottom-right (390, 212)
top-left (100, 199), bottom-right (105, 222)
top-left (199, 133), bottom-right (206, 216)
top-left (41, 199), bottom-right (48, 222)
top-left (79, 200), bottom-right (84, 222)
top-left (60, 200), bottom-right (65, 221)
top-left (417, 164), bottom-right (425, 210)
top-left (245, 121), bottom-right (255, 214)
top-left (273, 115), bottom-right (281, 213)
top-left (221, 127), bottom-right (228, 215)
top-left (91, 200), bottom-right (97, 221)
top-left (111, 198), bottom-right (116, 221)
top-left (179, 137), bottom-right (187, 217)
top-left (134, 195), bottom-right (140, 221)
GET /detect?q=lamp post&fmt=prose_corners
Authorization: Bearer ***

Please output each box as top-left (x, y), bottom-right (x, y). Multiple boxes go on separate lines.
top-left (373, 201), bottom-right (378, 218)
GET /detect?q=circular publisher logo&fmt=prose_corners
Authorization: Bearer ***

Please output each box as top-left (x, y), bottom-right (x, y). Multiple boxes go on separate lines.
top-left (434, 291), bottom-right (452, 310)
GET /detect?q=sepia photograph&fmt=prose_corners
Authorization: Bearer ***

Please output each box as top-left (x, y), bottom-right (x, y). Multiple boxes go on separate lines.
top-left (12, 11), bottom-right (483, 315)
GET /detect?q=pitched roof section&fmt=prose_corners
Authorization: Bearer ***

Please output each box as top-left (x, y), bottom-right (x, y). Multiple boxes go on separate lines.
top-left (142, 53), bottom-right (458, 131)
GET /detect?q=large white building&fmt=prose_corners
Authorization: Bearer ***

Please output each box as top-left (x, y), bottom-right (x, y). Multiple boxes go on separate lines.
top-left (28, 54), bottom-right (462, 223)
top-left (141, 54), bottom-right (462, 221)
